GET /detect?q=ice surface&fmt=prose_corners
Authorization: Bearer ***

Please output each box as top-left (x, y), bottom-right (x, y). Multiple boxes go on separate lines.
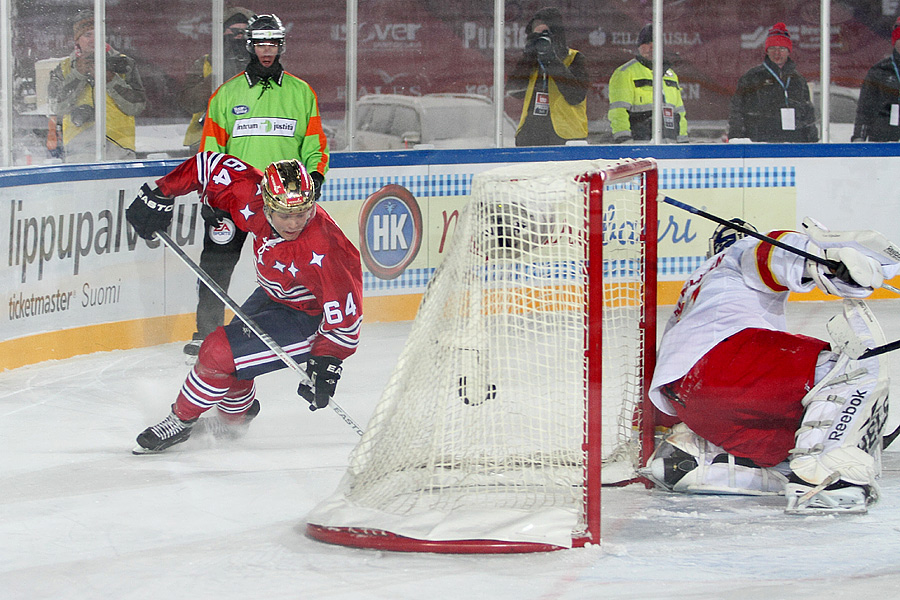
top-left (3, 302), bottom-right (900, 599)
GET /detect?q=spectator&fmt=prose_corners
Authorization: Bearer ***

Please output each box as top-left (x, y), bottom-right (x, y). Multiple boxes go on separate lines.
top-left (647, 218), bottom-right (899, 513)
top-left (178, 6), bottom-right (255, 153)
top-left (183, 13), bottom-right (330, 358)
top-left (125, 154), bottom-right (362, 453)
top-left (608, 23), bottom-right (688, 143)
top-left (507, 7), bottom-right (589, 146)
top-left (728, 22), bottom-right (817, 143)
top-left (852, 17), bottom-right (900, 142)
top-left (47, 10), bottom-right (147, 161)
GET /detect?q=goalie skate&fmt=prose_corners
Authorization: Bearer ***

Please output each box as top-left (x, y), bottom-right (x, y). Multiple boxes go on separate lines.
top-left (785, 478), bottom-right (873, 515)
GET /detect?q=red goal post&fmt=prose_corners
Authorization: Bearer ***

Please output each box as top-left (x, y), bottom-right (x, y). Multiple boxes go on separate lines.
top-left (307, 158), bottom-right (659, 553)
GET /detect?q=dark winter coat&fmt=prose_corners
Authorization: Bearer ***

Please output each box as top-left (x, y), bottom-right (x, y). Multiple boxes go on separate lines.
top-left (852, 49), bottom-right (900, 142)
top-left (728, 56), bottom-right (818, 143)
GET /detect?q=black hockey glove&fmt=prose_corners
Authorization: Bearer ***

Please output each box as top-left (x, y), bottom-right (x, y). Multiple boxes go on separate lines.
top-left (310, 171), bottom-right (325, 201)
top-left (298, 356), bottom-right (343, 411)
top-left (126, 183), bottom-right (174, 240)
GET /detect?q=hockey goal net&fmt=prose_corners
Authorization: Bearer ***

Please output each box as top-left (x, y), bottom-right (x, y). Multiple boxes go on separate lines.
top-left (307, 158), bottom-right (658, 552)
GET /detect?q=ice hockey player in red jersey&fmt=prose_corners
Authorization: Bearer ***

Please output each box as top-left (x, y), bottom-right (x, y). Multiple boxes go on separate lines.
top-left (646, 217), bottom-right (900, 514)
top-left (125, 152), bottom-right (362, 453)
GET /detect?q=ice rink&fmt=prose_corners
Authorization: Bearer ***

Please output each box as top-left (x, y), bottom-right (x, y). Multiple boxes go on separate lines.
top-left (3, 300), bottom-right (900, 599)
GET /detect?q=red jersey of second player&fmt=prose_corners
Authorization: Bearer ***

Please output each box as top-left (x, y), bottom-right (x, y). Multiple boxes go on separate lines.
top-left (155, 152), bottom-right (362, 360)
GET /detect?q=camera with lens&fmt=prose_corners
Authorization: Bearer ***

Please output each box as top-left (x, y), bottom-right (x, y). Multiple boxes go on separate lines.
top-left (533, 31), bottom-right (553, 56)
top-left (106, 56), bottom-right (130, 75)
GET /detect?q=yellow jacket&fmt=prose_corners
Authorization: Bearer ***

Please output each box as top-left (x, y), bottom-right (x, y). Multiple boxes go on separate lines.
top-left (608, 56), bottom-right (687, 142)
top-left (517, 49), bottom-right (588, 140)
top-left (55, 56), bottom-right (142, 152)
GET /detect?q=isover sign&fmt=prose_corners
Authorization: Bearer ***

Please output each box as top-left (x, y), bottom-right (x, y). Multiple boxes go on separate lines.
top-left (358, 185), bottom-right (423, 280)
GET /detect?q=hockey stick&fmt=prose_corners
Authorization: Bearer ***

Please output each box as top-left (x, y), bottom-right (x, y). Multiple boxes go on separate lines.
top-left (883, 424), bottom-right (900, 449)
top-left (659, 195), bottom-right (900, 294)
top-left (156, 231), bottom-right (364, 437)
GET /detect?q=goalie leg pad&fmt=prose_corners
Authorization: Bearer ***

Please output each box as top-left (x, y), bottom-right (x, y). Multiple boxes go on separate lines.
top-left (826, 298), bottom-right (883, 359)
top-left (790, 300), bottom-right (890, 487)
top-left (644, 423), bottom-right (788, 495)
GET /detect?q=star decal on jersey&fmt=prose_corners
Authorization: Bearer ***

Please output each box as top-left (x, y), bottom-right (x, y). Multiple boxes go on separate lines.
top-left (310, 252), bottom-right (324, 267)
top-left (273, 260), bottom-right (286, 273)
top-left (240, 204), bottom-right (254, 220)
top-left (288, 262), bottom-right (299, 277)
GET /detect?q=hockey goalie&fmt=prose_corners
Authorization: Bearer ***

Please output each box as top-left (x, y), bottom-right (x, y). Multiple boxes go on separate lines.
top-left (645, 217), bottom-right (900, 514)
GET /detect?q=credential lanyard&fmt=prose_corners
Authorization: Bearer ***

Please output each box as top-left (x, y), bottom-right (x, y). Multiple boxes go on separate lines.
top-left (764, 63), bottom-right (792, 107)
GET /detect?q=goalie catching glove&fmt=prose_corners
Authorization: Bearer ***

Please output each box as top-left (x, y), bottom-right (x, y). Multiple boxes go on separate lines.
top-left (802, 217), bottom-right (900, 298)
top-left (806, 245), bottom-right (883, 298)
top-left (298, 356), bottom-right (342, 410)
top-left (126, 183), bottom-right (175, 240)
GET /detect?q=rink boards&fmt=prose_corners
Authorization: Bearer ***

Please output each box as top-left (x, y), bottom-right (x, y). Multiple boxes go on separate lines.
top-left (3, 143), bottom-right (900, 369)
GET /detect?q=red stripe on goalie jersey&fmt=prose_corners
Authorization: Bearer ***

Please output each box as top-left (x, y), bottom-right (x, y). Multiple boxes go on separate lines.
top-left (667, 328), bottom-right (828, 467)
top-left (155, 152), bottom-right (363, 360)
top-left (754, 231), bottom-right (793, 292)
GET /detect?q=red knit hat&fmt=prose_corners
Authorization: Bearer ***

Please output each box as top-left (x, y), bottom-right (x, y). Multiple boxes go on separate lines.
top-left (892, 17), bottom-right (900, 46)
top-left (765, 22), bottom-right (792, 52)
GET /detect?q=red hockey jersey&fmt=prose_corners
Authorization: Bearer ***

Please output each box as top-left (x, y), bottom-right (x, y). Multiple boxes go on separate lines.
top-left (156, 152), bottom-right (362, 360)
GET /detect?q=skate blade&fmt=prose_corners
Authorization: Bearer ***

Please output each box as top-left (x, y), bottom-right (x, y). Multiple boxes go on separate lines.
top-left (785, 502), bottom-right (868, 515)
top-left (785, 485), bottom-right (869, 515)
top-left (132, 444), bottom-right (164, 455)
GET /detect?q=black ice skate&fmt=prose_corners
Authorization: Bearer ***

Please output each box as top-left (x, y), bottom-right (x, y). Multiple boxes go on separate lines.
top-left (183, 335), bottom-right (203, 356)
top-left (133, 409), bottom-right (197, 454)
top-left (192, 399), bottom-right (261, 440)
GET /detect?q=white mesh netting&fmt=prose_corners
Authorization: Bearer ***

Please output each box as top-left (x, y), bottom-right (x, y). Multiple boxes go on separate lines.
top-left (307, 159), bottom-right (654, 549)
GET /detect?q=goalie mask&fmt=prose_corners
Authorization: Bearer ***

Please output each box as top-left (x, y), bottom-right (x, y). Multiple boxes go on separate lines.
top-left (707, 218), bottom-right (757, 259)
top-left (262, 160), bottom-right (315, 215)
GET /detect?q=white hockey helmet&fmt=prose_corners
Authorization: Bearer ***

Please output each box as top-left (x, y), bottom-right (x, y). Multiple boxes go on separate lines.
top-left (245, 14), bottom-right (285, 54)
top-left (262, 160), bottom-right (315, 215)
top-left (707, 218), bottom-right (757, 259)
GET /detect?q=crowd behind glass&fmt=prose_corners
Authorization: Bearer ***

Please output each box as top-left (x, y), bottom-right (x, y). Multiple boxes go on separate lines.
top-left (4, 1), bottom-right (900, 166)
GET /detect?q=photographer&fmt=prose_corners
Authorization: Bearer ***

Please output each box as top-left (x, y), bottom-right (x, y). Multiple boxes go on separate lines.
top-left (47, 10), bottom-right (147, 162)
top-left (507, 7), bottom-right (589, 146)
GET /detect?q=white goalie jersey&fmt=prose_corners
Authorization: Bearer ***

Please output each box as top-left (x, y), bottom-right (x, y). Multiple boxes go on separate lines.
top-left (650, 228), bottom-right (900, 416)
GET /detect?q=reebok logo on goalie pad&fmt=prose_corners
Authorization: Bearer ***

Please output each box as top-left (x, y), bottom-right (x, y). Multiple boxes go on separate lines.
top-left (828, 390), bottom-right (865, 442)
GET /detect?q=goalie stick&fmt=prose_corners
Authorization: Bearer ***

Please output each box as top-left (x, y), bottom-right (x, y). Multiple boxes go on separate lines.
top-left (659, 195), bottom-right (900, 295)
top-left (156, 231), bottom-right (364, 437)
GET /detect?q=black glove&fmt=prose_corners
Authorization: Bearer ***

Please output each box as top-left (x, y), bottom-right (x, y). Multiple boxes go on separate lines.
top-left (126, 183), bottom-right (175, 240)
top-left (298, 356), bottom-right (343, 411)
top-left (310, 171), bottom-right (325, 201)
top-left (70, 104), bottom-right (94, 127)
top-left (200, 204), bottom-right (230, 227)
